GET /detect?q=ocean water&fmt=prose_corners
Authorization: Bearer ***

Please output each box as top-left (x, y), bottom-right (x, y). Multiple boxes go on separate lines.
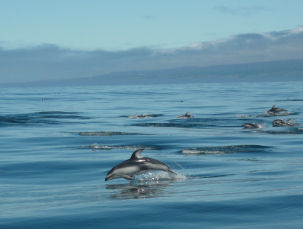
top-left (1, 81), bottom-right (303, 229)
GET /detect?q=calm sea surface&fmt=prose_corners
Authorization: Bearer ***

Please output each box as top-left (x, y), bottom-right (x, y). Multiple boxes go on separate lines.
top-left (1, 82), bottom-right (303, 228)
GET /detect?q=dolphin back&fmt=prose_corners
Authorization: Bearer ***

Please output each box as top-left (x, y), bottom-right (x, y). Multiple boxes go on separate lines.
top-left (143, 157), bottom-right (176, 174)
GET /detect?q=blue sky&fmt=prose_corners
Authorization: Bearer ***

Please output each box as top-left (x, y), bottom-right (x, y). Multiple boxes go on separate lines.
top-left (0, 0), bottom-right (303, 83)
top-left (1, 0), bottom-right (302, 50)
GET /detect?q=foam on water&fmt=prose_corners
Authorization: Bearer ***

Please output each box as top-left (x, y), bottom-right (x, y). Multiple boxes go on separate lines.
top-left (136, 171), bottom-right (187, 182)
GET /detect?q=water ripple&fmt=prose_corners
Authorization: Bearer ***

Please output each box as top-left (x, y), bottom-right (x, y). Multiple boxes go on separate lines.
top-left (182, 145), bottom-right (272, 155)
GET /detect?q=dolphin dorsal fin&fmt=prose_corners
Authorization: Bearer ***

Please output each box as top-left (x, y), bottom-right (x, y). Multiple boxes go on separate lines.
top-left (130, 149), bottom-right (144, 160)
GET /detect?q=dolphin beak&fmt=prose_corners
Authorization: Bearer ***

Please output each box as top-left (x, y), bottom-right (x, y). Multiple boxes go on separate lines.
top-left (105, 174), bottom-right (112, 181)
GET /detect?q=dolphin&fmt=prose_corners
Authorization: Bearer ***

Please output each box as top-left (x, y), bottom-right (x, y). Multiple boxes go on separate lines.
top-left (267, 105), bottom-right (288, 115)
top-left (105, 149), bottom-right (176, 181)
top-left (177, 112), bottom-right (194, 119)
top-left (242, 122), bottom-right (262, 129)
top-left (272, 119), bottom-right (299, 127)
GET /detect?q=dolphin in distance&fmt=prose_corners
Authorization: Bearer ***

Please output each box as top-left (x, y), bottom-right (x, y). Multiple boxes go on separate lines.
top-left (267, 105), bottom-right (288, 116)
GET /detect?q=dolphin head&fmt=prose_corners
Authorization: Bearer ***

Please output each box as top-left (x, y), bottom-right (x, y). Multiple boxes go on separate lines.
top-left (105, 149), bottom-right (144, 181)
top-left (105, 168), bottom-right (116, 181)
top-left (105, 175), bottom-right (113, 181)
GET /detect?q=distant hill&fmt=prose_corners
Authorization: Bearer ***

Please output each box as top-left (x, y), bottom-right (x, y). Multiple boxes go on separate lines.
top-left (2, 59), bottom-right (303, 87)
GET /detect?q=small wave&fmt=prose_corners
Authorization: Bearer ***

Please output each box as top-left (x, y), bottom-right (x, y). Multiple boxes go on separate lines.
top-left (87, 144), bottom-right (162, 151)
top-left (77, 131), bottom-right (143, 136)
top-left (275, 99), bottom-right (303, 102)
top-left (34, 111), bottom-right (90, 119)
top-left (120, 114), bottom-right (164, 119)
top-left (0, 111), bottom-right (89, 126)
top-left (182, 145), bottom-right (271, 155)
top-left (259, 112), bottom-right (299, 117)
top-left (234, 114), bottom-right (254, 118)
top-left (260, 127), bottom-right (303, 135)
top-left (133, 122), bottom-right (214, 128)
top-left (182, 149), bottom-right (224, 155)
top-left (133, 117), bottom-right (254, 129)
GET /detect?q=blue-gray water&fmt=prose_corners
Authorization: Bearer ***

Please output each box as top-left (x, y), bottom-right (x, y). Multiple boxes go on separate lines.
top-left (1, 82), bottom-right (303, 229)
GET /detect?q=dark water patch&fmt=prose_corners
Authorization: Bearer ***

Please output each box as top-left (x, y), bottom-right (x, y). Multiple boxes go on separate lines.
top-left (182, 145), bottom-right (272, 155)
top-left (133, 122), bottom-right (215, 128)
top-left (275, 99), bottom-right (303, 102)
top-left (235, 158), bottom-right (264, 162)
top-left (236, 118), bottom-right (265, 123)
top-left (33, 111), bottom-right (90, 119)
top-left (189, 173), bottom-right (236, 180)
top-left (248, 169), bottom-right (291, 176)
top-left (65, 135), bottom-right (179, 151)
top-left (260, 127), bottom-right (303, 135)
top-left (0, 111), bottom-right (89, 127)
top-left (208, 112), bottom-right (239, 116)
top-left (258, 112), bottom-right (299, 117)
top-left (120, 114), bottom-right (164, 119)
top-left (133, 118), bottom-right (244, 129)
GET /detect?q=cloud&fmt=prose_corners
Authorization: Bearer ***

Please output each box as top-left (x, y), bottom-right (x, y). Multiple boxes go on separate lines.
top-left (1, 27), bottom-right (303, 83)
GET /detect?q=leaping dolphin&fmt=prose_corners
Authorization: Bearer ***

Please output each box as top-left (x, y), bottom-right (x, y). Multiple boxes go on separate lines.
top-left (105, 149), bottom-right (176, 181)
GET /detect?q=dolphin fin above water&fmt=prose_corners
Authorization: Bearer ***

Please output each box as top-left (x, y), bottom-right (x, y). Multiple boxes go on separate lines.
top-left (130, 149), bottom-right (144, 160)
top-left (105, 149), bottom-right (176, 181)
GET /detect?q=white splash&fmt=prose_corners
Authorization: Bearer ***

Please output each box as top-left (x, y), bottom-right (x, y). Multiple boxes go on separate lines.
top-left (137, 171), bottom-right (186, 182)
